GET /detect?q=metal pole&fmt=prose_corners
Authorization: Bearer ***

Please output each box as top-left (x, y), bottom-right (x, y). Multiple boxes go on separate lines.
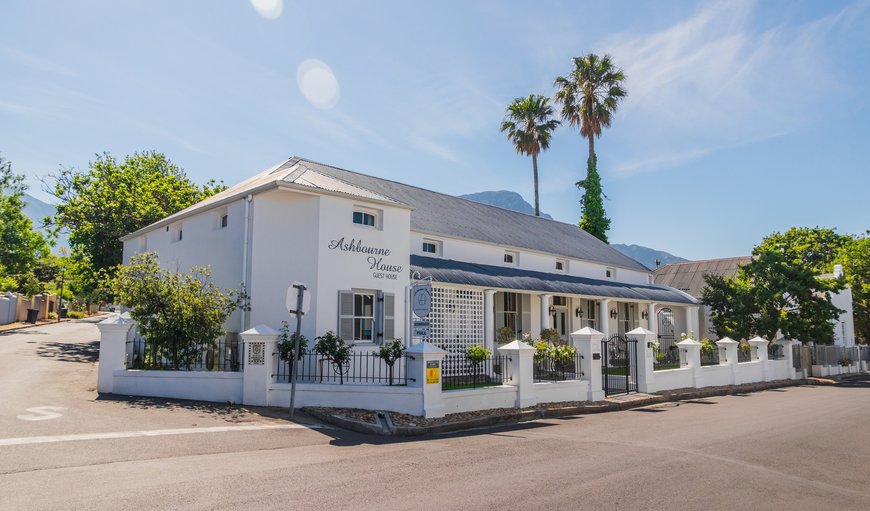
top-left (289, 283), bottom-right (306, 418)
top-left (57, 266), bottom-right (65, 324)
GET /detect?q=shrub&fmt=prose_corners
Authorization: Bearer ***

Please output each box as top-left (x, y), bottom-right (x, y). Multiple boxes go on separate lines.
top-left (48, 312), bottom-right (57, 320)
top-left (378, 339), bottom-right (405, 385)
top-left (465, 344), bottom-right (491, 365)
top-left (839, 357), bottom-right (853, 367)
top-left (551, 344), bottom-right (577, 370)
top-left (67, 311), bottom-right (85, 319)
top-left (497, 326), bottom-right (515, 345)
top-left (277, 321), bottom-right (308, 361)
top-left (700, 338), bottom-right (717, 356)
top-left (532, 340), bottom-right (551, 363)
top-left (315, 331), bottom-right (353, 383)
top-left (539, 328), bottom-right (561, 344)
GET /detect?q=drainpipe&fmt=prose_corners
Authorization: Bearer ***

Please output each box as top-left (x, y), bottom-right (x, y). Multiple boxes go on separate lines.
top-left (241, 194), bottom-right (253, 332)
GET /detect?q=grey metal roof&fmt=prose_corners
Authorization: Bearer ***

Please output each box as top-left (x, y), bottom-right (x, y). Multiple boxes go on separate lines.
top-left (653, 256), bottom-right (754, 298)
top-left (411, 255), bottom-right (697, 304)
top-left (297, 158), bottom-right (650, 272)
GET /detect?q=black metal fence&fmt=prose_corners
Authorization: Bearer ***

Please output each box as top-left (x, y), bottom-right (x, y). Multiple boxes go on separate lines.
top-left (768, 343), bottom-right (785, 360)
top-left (700, 348), bottom-right (720, 366)
top-left (602, 335), bottom-right (638, 396)
top-left (737, 346), bottom-right (753, 363)
top-left (533, 353), bottom-right (583, 382)
top-left (792, 344), bottom-right (803, 370)
top-left (127, 333), bottom-right (242, 372)
top-left (441, 353), bottom-right (512, 391)
top-left (861, 346), bottom-right (870, 363)
top-left (274, 350), bottom-right (412, 385)
top-left (654, 343), bottom-right (681, 371)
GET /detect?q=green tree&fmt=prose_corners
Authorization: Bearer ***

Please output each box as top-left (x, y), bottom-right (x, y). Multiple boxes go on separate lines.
top-left (47, 151), bottom-right (224, 299)
top-left (702, 251), bottom-right (844, 343)
top-left (113, 253), bottom-right (243, 370)
top-left (0, 155), bottom-right (49, 275)
top-left (837, 235), bottom-right (870, 343)
top-left (500, 94), bottom-right (560, 216)
top-left (755, 227), bottom-right (850, 274)
top-left (553, 53), bottom-right (627, 242)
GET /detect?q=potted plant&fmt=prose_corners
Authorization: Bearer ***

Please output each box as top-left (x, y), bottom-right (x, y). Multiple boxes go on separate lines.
top-left (377, 339), bottom-right (404, 385)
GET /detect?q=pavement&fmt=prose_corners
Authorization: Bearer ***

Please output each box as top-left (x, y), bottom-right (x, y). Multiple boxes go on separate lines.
top-left (2, 320), bottom-right (870, 510)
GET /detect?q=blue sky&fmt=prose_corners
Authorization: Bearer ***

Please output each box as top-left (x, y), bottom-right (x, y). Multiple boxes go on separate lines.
top-left (2, 0), bottom-right (868, 260)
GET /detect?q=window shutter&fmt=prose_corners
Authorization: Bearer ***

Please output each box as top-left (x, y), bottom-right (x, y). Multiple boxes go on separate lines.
top-left (338, 291), bottom-right (354, 341)
top-left (383, 292), bottom-right (395, 342)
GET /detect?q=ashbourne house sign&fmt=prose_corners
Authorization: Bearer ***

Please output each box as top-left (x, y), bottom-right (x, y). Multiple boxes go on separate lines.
top-left (327, 237), bottom-right (403, 280)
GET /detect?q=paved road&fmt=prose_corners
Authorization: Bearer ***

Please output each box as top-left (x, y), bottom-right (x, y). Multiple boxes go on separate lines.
top-left (2, 321), bottom-right (870, 510)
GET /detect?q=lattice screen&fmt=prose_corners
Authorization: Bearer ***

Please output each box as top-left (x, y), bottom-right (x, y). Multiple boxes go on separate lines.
top-left (430, 286), bottom-right (484, 353)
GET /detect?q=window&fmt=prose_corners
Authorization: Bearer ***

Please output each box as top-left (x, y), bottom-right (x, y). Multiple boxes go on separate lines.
top-left (504, 251), bottom-right (518, 265)
top-left (606, 267), bottom-right (616, 279)
top-left (220, 214), bottom-right (228, 229)
top-left (502, 292), bottom-right (518, 334)
top-left (422, 239), bottom-right (441, 256)
top-left (556, 259), bottom-right (567, 271)
top-left (575, 299), bottom-right (597, 330)
top-left (553, 296), bottom-right (567, 307)
top-left (618, 302), bottom-right (638, 336)
top-left (353, 293), bottom-right (375, 341)
top-left (353, 210), bottom-right (377, 227)
top-left (171, 224), bottom-right (183, 243)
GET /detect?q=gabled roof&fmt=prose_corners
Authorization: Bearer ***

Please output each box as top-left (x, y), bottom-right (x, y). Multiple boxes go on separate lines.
top-left (411, 255), bottom-right (697, 304)
top-left (121, 156), bottom-right (650, 272)
top-left (653, 256), bottom-right (754, 298)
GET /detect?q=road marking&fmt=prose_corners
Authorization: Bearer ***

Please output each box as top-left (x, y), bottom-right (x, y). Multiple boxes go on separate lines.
top-left (0, 423), bottom-right (325, 447)
top-left (16, 406), bottom-right (66, 421)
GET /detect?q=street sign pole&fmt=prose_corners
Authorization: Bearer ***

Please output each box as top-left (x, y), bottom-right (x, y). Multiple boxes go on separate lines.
top-left (288, 283), bottom-right (306, 418)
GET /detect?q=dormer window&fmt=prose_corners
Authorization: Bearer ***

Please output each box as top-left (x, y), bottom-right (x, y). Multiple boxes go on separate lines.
top-left (606, 267), bottom-right (615, 279)
top-left (422, 239), bottom-right (441, 256)
top-left (556, 259), bottom-right (567, 272)
top-left (504, 251), bottom-right (519, 265)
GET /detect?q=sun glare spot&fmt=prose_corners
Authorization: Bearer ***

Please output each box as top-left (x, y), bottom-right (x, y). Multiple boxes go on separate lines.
top-left (296, 59), bottom-right (340, 109)
top-left (249, 0), bottom-right (283, 20)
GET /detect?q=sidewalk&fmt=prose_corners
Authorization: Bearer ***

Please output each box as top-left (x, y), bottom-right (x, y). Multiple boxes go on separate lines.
top-left (303, 378), bottom-right (812, 437)
top-left (0, 313), bottom-right (107, 334)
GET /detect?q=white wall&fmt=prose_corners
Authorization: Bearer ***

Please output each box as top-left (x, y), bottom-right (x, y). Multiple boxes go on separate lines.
top-left (268, 383), bottom-right (423, 416)
top-left (111, 370), bottom-right (243, 403)
top-left (122, 198), bottom-right (246, 331)
top-left (533, 380), bottom-right (589, 404)
top-left (441, 386), bottom-right (517, 414)
top-left (831, 286), bottom-right (856, 346)
top-left (410, 232), bottom-right (651, 285)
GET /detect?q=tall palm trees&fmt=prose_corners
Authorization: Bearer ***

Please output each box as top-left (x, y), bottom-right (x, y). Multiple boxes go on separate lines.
top-left (500, 95), bottom-right (560, 217)
top-left (554, 53), bottom-right (627, 243)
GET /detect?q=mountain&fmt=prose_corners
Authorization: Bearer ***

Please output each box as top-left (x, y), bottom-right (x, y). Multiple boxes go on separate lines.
top-left (611, 244), bottom-right (687, 270)
top-left (21, 193), bottom-right (68, 252)
top-left (458, 190), bottom-right (687, 270)
top-left (458, 191), bottom-right (553, 219)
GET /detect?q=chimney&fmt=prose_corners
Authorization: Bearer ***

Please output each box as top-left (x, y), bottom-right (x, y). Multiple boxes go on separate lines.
top-left (655, 259), bottom-right (661, 268)
top-left (834, 264), bottom-right (844, 278)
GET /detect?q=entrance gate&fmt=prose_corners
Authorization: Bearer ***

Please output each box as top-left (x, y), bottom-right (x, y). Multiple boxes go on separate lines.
top-left (601, 334), bottom-right (638, 396)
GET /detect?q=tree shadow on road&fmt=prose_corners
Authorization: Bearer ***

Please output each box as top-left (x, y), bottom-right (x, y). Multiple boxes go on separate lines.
top-left (94, 394), bottom-right (298, 424)
top-left (36, 340), bottom-right (100, 363)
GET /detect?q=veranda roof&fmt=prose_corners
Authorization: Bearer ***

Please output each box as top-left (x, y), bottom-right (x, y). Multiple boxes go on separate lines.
top-left (410, 255), bottom-right (698, 305)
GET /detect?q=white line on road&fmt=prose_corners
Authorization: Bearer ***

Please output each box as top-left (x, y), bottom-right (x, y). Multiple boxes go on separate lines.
top-left (0, 423), bottom-right (325, 447)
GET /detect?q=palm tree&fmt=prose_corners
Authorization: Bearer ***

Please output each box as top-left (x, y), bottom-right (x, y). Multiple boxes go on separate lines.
top-left (500, 95), bottom-right (560, 217)
top-left (553, 53), bottom-right (627, 242)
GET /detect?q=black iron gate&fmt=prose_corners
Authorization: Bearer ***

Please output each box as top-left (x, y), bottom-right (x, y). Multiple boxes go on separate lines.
top-left (601, 334), bottom-right (638, 396)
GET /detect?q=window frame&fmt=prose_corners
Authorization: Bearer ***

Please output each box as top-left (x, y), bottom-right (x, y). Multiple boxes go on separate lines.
top-left (352, 207), bottom-right (380, 229)
top-left (352, 292), bottom-right (376, 342)
top-left (555, 259), bottom-right (567, 272)
top-left (421, 238), bottom-right (441, 256)
top-left (504, 251), bottom-right (519, 265)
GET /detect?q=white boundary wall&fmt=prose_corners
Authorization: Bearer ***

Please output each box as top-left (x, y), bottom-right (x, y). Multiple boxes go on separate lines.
top-left (112, 370), bottom-right (243, 403)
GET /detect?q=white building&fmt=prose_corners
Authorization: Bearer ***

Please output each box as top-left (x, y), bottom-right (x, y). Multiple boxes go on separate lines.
top-left (121, 156), bottom-right (699, 354)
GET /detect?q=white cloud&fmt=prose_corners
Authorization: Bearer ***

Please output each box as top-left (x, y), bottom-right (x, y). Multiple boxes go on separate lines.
top-left (600, 0), bottom-right (869, 175)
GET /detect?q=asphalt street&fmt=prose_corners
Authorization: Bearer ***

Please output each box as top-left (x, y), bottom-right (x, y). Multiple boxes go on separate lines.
top-left (1, 320), bottom-right (869, 510)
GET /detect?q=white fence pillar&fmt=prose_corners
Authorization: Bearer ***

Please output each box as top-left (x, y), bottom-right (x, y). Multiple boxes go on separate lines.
top-left (678, 337), bottom-right (702, 387)
top-left (716, 337), bottom-right (739, 385)
top-left (749, 336), bottom-right (770, 381)
top-left (406, 342), bottom-right (446, 418)
top-left (499, 340), bottom-right (536, 407)
top-left (781, 339), bottom-right (800, 379)
top-left (96, 314), bottom-right (135, 394)
top-left (484, 290), bottom-right (496, 351)
top-left (241, 324), bottom-right (279, 406)
top-left (628, 327), bottom-right (656, 393)
top-left (570, 327), bottom-right (605, 401)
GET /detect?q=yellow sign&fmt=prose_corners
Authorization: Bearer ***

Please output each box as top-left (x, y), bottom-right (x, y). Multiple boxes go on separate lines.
top-left (426, 364), bottom-right (440, 384)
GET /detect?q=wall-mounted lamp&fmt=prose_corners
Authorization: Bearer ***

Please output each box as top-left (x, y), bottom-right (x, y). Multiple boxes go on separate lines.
top-left (641, 310), bottom-right (648, 320)
top-left (610, 308), bottom-right (618, 319)
top-left (548, 305), bottom-right (556, 315)
top-left (575, 307), bottom-right (583, 318)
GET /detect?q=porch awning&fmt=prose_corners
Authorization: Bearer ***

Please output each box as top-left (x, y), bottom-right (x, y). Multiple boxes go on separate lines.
top-left (410, 255), bottom-right (698, 305)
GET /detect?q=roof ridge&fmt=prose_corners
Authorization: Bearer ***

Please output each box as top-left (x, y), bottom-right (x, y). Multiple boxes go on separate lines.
top-left (291, 160), bottom-right (411, 206)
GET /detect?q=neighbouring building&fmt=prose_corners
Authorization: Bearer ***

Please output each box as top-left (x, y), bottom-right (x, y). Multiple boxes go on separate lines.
top-left (654, 257), bottom-right (856, 346)
top-left (121, 156), bottom-right (699, 356)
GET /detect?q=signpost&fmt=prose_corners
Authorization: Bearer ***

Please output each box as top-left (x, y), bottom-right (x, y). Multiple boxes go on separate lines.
top-left (411, 282), bottom-right (431, 343)
top-left (286, 282), bottom-right (310, 418)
